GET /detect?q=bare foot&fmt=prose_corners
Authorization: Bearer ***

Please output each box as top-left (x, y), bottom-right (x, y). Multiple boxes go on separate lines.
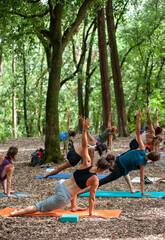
top-left (130, 188), bottom-right (140, 193)
top-left (8, 194), bottom-right (17, 198)
top-left (10, 209), bottom-right (18, 216)
top-left (71, 206), bottom-right (87, 212)
top-left (89, 213), bottom-right (104, 218)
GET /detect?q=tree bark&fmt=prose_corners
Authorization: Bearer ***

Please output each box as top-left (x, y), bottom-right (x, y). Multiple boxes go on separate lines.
top-left (97, 7), bottom-right (111, 130)
top-left (12, 45), bottom-right (17, 139)
top-left (44, 0), bottom-right (94, 163)
top-left (85, 20), bottom-right (97, 118)
top-left (0, 44), bottom-right (3, 84)
top-left (106, 0), bottom-right (129, 136)
top-left (22, 47), bottom-right (30, 137)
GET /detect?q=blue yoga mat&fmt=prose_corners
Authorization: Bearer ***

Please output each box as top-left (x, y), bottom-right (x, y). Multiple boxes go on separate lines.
top-left (160, 154), bottom-right (165, 157)
top-left (35, 173), bottom-right (108, 179)
top-left (0, 192), bottom-right (30, 198)
top-left (79, 191), bottom-right (165, 198)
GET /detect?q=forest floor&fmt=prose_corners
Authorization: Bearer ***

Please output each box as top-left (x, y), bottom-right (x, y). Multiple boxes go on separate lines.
top-left (0, 134), bottom-right (165, 240)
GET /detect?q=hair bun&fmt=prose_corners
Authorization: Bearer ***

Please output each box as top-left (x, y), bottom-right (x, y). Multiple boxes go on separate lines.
top-left (106, 154), bottom-right (115, 162)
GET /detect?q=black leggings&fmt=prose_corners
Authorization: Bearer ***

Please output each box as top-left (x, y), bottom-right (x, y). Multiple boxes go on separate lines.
top-left (99, 157), bottom-right (125, 187)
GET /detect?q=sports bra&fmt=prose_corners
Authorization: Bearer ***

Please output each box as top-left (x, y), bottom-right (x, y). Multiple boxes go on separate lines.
top-left (73, 166), bottom-right (97, 189)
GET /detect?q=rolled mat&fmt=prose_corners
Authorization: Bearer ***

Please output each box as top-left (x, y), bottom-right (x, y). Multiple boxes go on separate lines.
top-left (79, 191), bottom-right (165, 198)
top-left (35, 173), bottom-right (108, 179)
top-left (0, 207), bottom-right (121, 218)
top-left (0, 192), bottom-right (30, 198)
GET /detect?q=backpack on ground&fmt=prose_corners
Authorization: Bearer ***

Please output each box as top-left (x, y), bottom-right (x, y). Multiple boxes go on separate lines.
top-left (29, 148), bottom-right (45, 167)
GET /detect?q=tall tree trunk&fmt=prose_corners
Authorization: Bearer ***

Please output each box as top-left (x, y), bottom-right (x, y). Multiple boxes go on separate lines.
top-left (45, 3), bottom-right (64, 163)
top-left (78, 18), bottom-right (87, 131)
top-left (97, 7), bottom-right (111, 130)
top-left (85, 20), bottom-right (97, 118)
top-left (106, 0), bottom-right (129, 136)
top-left (22, 47), bottom-right (30, 137)
top-left (0, 44), bottom-right (3, 84)
top-left (12, 45), bottom-right (17, 139)
top-left (44, 0), bottom-right (94, 163)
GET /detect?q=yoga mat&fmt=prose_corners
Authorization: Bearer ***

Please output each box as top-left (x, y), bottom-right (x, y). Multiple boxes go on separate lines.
top-left (0, 207), bottom-right (121, 219)
top-left (35, 173), bottom-right (108, 179)
top-left (147, 163), bottom-right (165, 166)
top-left (0, 192), bottom-right (30, 198)
top-left (79, 191), bottom-right (165, 198)
top-left (161, 154), bottom-right (165, 157)
top-left (131, 177), bottom-right (165, 183)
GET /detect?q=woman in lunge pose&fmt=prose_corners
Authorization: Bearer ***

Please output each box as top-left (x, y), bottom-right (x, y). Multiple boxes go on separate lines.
top-left (11, 118), bottom-right (112, 217)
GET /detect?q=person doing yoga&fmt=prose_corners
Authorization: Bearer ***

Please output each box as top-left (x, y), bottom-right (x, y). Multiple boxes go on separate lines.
top-left (60, 112), bottom-right (77, 155)
top-left (79, 109), bottom-right (161, 197)
top-left (44, 117), bottom-right (107, 178)
top-left (79, 110), bottom-right (117, 151)
top-left (11, 118), bottom-right (112, 217)
top-left (130, 107), bottom-right (162, 151)
top-left (129, 107), bottom-right (162, 166)
top-left (0, 147), bottom-right (18, 198)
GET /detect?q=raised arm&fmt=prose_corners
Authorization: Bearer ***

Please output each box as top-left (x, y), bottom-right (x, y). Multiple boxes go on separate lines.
top-left (81, 118), bottom-right (92, 166)
top-left (67, 112), bottom-right (71, 132)
top-left (108, 109), bottom-right (113, 150)
top-left (155, 107), bottom-right (159, 128)
top-left (147, 107), bottom-right (155, 134)
top-left (136, 109), bottom-right (145, 150)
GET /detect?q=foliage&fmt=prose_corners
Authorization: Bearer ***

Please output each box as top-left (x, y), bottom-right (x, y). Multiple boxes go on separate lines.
top-left (0, 0), bottom-right (164, 140)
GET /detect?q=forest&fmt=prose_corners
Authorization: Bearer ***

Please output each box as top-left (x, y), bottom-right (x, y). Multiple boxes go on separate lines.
top-left (0, 0), bottom-right (164, 163)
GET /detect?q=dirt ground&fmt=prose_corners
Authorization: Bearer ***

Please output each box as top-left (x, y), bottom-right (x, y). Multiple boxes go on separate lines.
top-left (0, 134), bottom-right (165, 240)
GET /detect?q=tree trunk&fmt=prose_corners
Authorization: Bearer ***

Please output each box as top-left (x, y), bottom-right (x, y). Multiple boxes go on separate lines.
top-left (45, 3), bottom-right (64, 163)
top-left (106, 0), bottom-right (129, 136)
top-left (97, 7), bottom-right (111, 130)
top-left (22, 47), bottom-right (30, 137)
top-left (78, 18), bottom-right (87, 131)
top-left (44, 0), bottom-right (94, 162)
top-left (85, 20), bottom-right (97, 118)
top-left (0, 44), bottom-right (3, 84)
top-left (12, 45), bottom-right (17, 139)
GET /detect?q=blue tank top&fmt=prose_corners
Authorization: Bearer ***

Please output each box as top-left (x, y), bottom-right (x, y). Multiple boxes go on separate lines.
top-left (73, 166), bottom-right (97, 189)
top-left (119, 150), bottom-right (146, 176)
top-left (0, 157), bottom-right (14, 183)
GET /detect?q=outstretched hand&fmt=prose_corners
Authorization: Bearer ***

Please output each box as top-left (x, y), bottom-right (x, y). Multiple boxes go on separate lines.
top-left (78, 115), bottom-right (83, 124)
top-left (82, 118), bottom-right (92, 131)
top-left (147, 107), bottom-right (151, 115)
top-left (137, 108), bottom-right (143, 118)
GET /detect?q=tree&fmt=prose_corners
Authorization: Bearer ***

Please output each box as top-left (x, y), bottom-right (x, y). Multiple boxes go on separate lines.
top-left (106, 0), bottom-right (129, 136)
top-left (97, 6), bottom-right (111, 130)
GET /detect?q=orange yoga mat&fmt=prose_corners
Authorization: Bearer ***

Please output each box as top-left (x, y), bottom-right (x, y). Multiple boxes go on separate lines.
top-left (0, 207), bottom-right (121, 219)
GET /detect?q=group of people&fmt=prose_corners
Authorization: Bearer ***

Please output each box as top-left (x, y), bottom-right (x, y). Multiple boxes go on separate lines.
top-left (0, 107), bottom-right (164, 217)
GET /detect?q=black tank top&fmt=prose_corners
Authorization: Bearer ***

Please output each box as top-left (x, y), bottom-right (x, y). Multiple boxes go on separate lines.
top-left (73, 166), bottom-right (97, 189)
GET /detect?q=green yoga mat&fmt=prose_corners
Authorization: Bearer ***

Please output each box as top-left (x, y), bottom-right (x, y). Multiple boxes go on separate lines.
top-left (79, 191), bottom-right (165, 198)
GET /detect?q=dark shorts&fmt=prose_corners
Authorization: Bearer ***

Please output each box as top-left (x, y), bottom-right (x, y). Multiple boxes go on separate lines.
top-left (67, 148), bottom-right (82, 167)
top-left (130, 138), bottom-right (139, 150)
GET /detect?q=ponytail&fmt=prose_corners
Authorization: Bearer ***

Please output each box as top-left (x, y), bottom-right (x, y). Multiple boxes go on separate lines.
top-left (96, 153), bottom-right (116, 170)
top-left (105, 154), bottom-right (116, 170)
